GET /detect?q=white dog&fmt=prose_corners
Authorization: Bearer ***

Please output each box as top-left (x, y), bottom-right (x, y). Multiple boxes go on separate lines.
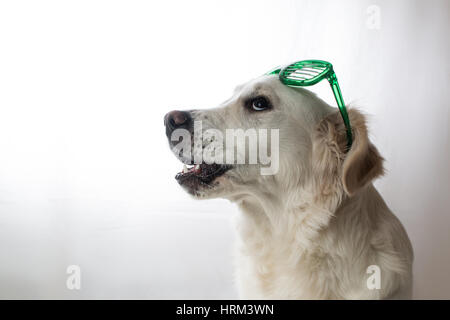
top-left (164, 75), bottom-right (413, 299)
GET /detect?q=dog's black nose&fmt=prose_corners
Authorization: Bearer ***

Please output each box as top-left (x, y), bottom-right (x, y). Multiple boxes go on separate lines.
top-left (164, 110), bottom-right (191, 136)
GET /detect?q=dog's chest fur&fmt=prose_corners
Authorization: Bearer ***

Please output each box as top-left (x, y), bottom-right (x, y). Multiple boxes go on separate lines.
top-left (235, 206), bottom-right (349, 299)
top-left (233, 186), bottom-right (412, 299)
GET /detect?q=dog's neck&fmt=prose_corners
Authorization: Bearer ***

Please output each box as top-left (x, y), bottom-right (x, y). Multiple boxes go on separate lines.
top-left (233, 184), bottom-right (373, 251)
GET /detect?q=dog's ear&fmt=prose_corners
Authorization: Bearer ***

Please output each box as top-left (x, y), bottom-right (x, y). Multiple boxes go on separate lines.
top-left (313, 109), bottom-right (384, 197)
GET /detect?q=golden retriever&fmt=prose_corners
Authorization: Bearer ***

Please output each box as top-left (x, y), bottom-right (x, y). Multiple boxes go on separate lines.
top-left (164, 74), bottom-right (413, 299)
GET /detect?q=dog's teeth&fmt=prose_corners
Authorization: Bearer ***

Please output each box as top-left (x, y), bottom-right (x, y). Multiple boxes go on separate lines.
top-left (182, 165), bottom-right (188, 173)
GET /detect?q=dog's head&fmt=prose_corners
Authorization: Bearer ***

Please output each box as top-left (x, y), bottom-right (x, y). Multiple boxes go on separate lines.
top-left (164, 75), bottom-right (384, 205)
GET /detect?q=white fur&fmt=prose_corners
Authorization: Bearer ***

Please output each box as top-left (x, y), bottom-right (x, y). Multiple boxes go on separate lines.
top-left (169, 75), bottom-right (413, 299)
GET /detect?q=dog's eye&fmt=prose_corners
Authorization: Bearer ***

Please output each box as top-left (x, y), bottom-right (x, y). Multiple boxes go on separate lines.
top-left (248, 97), bottom-right (271, 112)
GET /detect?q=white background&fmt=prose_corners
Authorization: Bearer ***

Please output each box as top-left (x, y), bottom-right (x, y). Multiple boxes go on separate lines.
top-left (0, 0), bottom-right (448, 299)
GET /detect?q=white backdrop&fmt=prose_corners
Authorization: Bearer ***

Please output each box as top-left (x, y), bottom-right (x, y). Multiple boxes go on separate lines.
top-left (0, 0), bottom-right (448, 299)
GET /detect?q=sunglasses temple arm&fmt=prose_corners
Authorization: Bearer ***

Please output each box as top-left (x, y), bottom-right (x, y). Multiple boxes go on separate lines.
top-left (265, 67), bottom-right (281, 75)
top-left (327, 72), bottom-right (353, 150)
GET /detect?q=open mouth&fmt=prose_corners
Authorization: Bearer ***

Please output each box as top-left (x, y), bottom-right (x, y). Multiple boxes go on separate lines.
top-left (175, 163), bottom-right (231, 192)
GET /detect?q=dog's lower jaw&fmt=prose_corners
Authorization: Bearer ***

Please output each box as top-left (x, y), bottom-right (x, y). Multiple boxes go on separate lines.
top-left (175, 165), bottom-right (233, 198)
top-left (233, 184), bottom-right (413, 300)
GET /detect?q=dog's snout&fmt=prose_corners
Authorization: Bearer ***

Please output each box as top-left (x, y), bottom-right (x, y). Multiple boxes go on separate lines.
top-left (164, 110), bottom-right (191, 137)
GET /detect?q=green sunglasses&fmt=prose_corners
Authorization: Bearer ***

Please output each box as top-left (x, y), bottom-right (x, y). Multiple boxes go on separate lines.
top-left (267, 60), bottom-right (352, 149)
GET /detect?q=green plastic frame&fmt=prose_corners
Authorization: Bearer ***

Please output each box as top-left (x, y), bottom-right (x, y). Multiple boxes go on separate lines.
top-left (267, 60), bottom-right (353, 149)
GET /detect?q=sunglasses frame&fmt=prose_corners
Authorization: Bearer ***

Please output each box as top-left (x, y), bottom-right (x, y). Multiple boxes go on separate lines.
top-left (267, 60), bottom-right (353, 149)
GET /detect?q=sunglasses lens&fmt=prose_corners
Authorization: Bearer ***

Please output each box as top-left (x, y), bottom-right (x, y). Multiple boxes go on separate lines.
top-left (280, 61), bottom-right (331, 86)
